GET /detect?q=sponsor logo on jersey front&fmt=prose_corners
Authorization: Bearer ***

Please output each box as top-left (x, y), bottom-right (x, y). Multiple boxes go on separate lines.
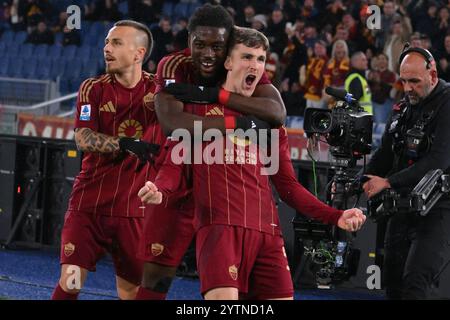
top-left (118, 119), bottom-right (143, 139)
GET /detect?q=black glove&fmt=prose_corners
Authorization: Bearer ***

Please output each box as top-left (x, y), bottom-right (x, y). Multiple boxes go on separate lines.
top-left (165, 83), bottom-right (219, 104)
top-left (234, 116), bottom-right (272, 148)
top-left (235, 115), bottom-right (271, 131)
top-left (119, 137), bottom-right (160, 163)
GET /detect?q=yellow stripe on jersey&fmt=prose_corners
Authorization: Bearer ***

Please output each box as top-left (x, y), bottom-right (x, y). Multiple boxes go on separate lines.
top-left (162, 54), bottom-right (184, 78)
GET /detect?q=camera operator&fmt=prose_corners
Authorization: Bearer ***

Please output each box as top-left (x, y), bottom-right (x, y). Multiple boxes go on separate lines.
top-left (362, 47), bottom-right (450, 299)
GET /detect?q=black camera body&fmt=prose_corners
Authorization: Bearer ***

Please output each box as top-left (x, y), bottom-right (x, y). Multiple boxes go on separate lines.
top-left (303, 99), bottom-right (373, 165)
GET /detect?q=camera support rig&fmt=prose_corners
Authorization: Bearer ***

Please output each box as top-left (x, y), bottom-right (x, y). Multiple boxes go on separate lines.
top-left (293, 87), bottom-right (370, 289)
top-left (368, 169), bottom-right (450, 222)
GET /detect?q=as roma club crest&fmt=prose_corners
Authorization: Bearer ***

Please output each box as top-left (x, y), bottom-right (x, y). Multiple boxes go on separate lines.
top-left (229, 265), bottom-right (238, 281)
top-left (64, 242), bottom-right (75, 257)
top-left (151, 243), bottom-right (164, 256)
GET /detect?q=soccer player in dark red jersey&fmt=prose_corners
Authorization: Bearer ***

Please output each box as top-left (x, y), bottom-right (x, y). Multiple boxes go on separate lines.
top-left (139, 27), bottom-right (366, 300)
top-left (51, 20), bottom-right (163, 300)
top-left (135, 4), bottom-right (288, 300)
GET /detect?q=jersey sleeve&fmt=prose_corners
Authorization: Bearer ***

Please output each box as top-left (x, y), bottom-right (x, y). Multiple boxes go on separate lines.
top-left (154, 139), bottom-right (188, 197)
top-left (270, 127), bottom-right (343, 225)
top-left (155, 53), bottom-right (190, 94)
top-left (74, 78), bottom-right (101, 131)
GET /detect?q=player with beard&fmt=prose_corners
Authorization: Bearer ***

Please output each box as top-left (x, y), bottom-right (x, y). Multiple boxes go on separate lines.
top-left (51, 20), bottom-right (162, 300)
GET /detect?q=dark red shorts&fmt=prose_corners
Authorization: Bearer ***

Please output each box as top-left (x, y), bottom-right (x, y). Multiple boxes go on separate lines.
top-left (196, 224), bottom-right (294, 299)
top-left (136, 203), bottom-right (196, 267)
top-left (60, 210), bottom-right (144, 285)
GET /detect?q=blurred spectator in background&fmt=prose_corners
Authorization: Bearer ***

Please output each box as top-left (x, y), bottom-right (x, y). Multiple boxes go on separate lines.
top-left (282, 17), bottom-right (308, 89)
top-left (322, 39), bottom-right (349, 107)
top-left (433, 6), bottom-right (450, 52)
top-left (266, 6), bottom-right (287, 58)
top-left (251, 14), bottom-right (267, 32)
top-left (62, 25), bottom-right (80, 46)
top-left (301, 39), bottom-right (328, 109)
top-left (89, 0), bottom-right (122, 22)
top-left (52, 11), bottom-right (68, 33)
top-left (374, 1), bottom-right (400, 49)
top-left (333, 25), bottom-right (357, 54)
top-left (235, 4), bottom-right (255, 28)
top-left (367, 53), bottom-right (396, 124)
top-left (345, 51), bottom-right (372, 114)
top-left (321, 0), bottom-right (346, 31)
top-left (384, 19), bottom-right (411, 73)
top-left (150, 15), bottom-right (173, 64)
top-left (130, 0), bottom-right (160, 25)
top-left (413, 0), bottom-right (437, 37)
top-left (26, 20), bottom-right (53, 44)
top-left (303, 22), bottom-right (318, 50)
top-left (437, 34), bottom-right (450, 81)
top-left (173, 17), bottom-right (188, 52)
top-left (20, 0), bottom-right (53, 29)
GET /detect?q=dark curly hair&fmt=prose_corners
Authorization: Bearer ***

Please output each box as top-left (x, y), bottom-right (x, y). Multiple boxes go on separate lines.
top-left (187, 3), bottom-right (234, 34)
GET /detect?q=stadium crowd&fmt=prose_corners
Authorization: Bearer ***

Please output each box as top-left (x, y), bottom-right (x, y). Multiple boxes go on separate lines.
top-left (2, 0), bottom-right (450, 123)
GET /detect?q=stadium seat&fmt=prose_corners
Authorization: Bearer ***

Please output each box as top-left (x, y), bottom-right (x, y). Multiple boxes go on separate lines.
top-left (48, 45), bottom-right (62, 59)
top-left (19, 43), bottom-right (34, 58)
top-left (188, 1), bottom-right (202, 17)
top-left (77, 45), bottom-right (91, 59)
top-left (36, 58), bottom-right (52, 79)
top-left (162, 1), bottom-right (175, 18)
top-left (6, 42), bottom-right (20, 57)
top-left (63, 58), bottom-right (82, 79)
top-left (0, 41), bottom-right (5, 55)
top-left (173, 2), bottom-right (190, 21)
top-left (34, 44), bottom-right (49, 58)
top-left (59, 78), bottom-right (71, 95)
top-left (14, 31), bottom-right (28, 44)
top-left (0, 56), bottom-right (10, 76)
top-left (82, 58), bottom-right (99, 78)
top-left (50, 58), bottom-right (66, 80)
top-left (54, 32), bottom-right (63, 45)
top-left (1, 30), bottom-right (14, 43)
top-left (62, 45), bottom-right (77, 59)
top-left (22, 57), bottom-right (38, 79)
top-left (8, 57), bottom-right (24, 78)
top-left (118, 1), bottom-right (129, 16)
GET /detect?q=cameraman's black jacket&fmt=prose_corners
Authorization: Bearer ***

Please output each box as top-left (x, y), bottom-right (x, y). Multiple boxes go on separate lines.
top-left (365, 79), bottom-right (450, 208)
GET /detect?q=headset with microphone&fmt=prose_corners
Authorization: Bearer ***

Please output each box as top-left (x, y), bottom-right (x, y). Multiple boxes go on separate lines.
top-left (398, 42), bottom-right (435, 69)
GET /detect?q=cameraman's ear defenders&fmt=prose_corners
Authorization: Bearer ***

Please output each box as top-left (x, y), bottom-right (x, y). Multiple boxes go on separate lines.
top-left (398, 42), bottom-right (435, 69)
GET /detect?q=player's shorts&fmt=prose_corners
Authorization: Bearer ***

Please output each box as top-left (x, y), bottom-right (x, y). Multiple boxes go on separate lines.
top-left (59, 210), bottom-right (144, 285)
top-left (137, 201), bottom-right (196, 267)
top-left (196, 224), bottom-right (294, 299)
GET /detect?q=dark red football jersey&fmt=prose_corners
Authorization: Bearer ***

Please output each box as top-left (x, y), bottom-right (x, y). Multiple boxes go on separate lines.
top-left (155, 104), bottom-right (343, 235)
top-left (68, 72), bottom-right (166, 217)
